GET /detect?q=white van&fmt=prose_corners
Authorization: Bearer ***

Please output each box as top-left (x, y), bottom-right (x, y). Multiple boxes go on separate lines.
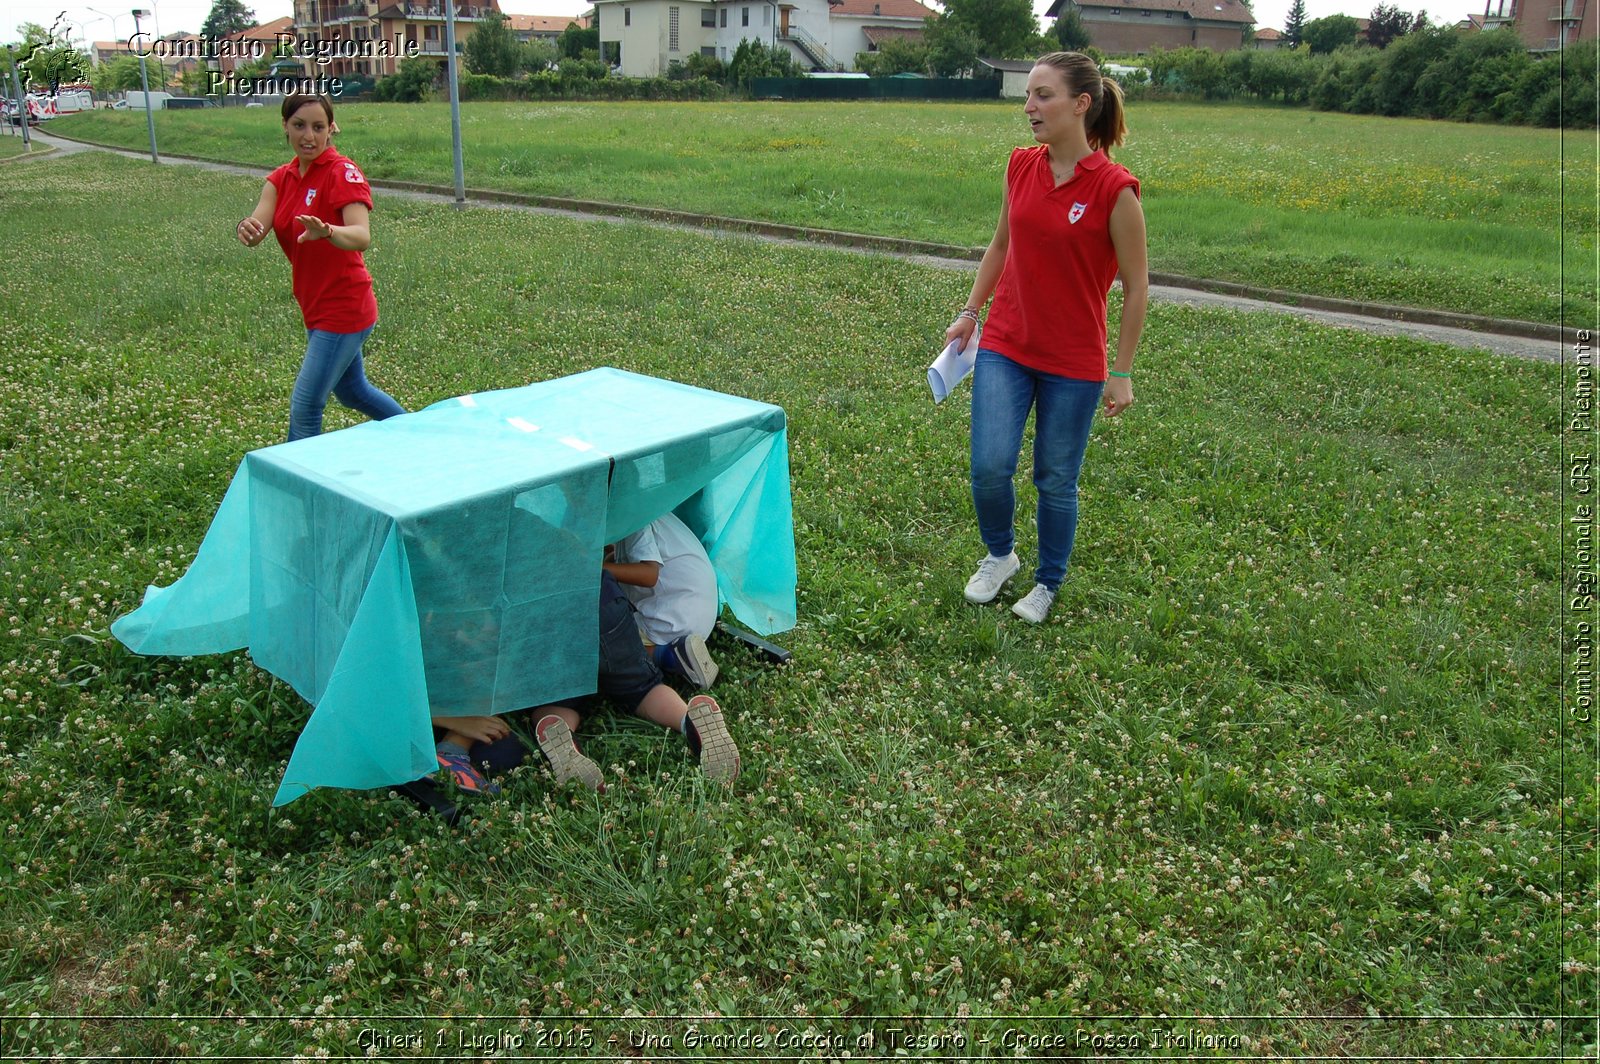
top-left (121, 90), bottom-right (175, 110)
top-left (53, 90), bottom-right (94, 113)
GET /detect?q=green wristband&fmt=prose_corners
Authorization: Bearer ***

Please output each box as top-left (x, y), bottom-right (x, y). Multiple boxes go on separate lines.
top-left (1108, 370), bottom-right (1132, 378)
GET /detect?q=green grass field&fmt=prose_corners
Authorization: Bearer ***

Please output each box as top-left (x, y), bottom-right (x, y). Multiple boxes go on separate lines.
top-left (0, 134), bottom-right (42, 159)
top-left (54, 99), bottom-right (1597, 327)
top-left (0, 152), bottom-right (1591, 1058)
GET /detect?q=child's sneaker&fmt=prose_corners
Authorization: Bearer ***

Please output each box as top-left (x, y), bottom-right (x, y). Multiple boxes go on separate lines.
top-left (964, 551), bottom-right (1020, 603)
top-left (671, 633), bottom-right (719, 689)
top-left (683, 694), bottom-right (740, 784)
top-left (1011, 583), bottom-right (1056, 624)
top-left (534, 715), bottom-right (604, 792)
top-left (436, 750), bottom-right (501, 796)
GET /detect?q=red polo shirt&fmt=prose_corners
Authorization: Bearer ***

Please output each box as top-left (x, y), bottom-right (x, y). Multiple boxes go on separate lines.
top-left (266, 146), bottom-right (378, 333)
top-left (982, 146), bottom-right (1140, 382)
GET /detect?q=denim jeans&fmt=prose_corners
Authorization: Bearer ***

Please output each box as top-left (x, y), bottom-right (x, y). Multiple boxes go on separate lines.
top-left (288, 325), bottom-right (406, 441)
top-left (970, 349), bottom-right (1102, 591)
top-left (596, 571), bottom-right (663, 715)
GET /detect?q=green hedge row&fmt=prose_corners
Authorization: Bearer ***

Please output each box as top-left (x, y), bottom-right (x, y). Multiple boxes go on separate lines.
top-left (373, 59), bottom-right (729, 103)
top-left (1129, 32), bottom-right (1597, 127)
top-left (454, 72), bottom-right (728, 101)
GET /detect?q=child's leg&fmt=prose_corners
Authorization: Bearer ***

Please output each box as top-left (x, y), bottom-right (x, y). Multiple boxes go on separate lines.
top-left (537, 705), bottom-right (582, 733)
top-left (633, 684), bottom-right (688, 729)
top-left (597, 573), bottom-right (737, 782)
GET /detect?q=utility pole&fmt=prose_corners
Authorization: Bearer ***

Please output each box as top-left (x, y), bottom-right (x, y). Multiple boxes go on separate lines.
top-left (131, 7), bottom-right (159, 163)
top-left (443, 0), bottom-right (466, 203)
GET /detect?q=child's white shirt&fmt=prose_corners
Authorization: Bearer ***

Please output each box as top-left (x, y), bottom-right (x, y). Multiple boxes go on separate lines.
top-left (614, 513), bottom-right (718, 644)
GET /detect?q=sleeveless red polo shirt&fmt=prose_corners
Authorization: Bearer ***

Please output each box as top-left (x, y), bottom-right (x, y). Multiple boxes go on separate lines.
top-left (266, 147), bottom-right (378, 333)
top-left (981, 146), bottom-right (1140, 382)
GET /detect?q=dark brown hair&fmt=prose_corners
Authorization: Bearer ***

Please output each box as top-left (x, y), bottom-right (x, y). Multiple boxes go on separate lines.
top-left (1034, 51), bottom-right (1128, 157)
top-left (280, 93), bottom-right (335, 124)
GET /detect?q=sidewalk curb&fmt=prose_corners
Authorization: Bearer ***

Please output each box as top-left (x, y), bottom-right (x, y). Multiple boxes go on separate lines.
top-left (40, 131), bottom-right (1573, 344)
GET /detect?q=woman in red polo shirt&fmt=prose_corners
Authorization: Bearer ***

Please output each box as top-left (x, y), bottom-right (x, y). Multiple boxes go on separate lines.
top-left (236, 94), bottom-right (405, 441)
top-left (945, 51), bottom-right (1149, 625)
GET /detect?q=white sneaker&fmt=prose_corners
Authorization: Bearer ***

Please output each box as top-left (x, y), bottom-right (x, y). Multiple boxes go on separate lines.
top-left (535, 715), bottom-right (604, 791)
top-left (671, 633), bottom-right (719, 689)
top-left (1011, 583), bottom-right (1056, 624)
top-left (686, 694), bottom-right (740, 784)
top-left (964, 551), bottom-right (1020, 604)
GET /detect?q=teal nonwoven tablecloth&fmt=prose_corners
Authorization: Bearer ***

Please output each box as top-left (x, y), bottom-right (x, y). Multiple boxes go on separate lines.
top-left (112, 369), bottom-right (796, 805)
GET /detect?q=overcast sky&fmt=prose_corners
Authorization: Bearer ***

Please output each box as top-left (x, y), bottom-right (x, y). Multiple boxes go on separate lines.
top-left (15, 0), bottom-right (1488, 52)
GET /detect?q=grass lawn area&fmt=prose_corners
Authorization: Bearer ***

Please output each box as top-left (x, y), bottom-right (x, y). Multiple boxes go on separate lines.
top-left (54, 100), bottom-right (1597, 328)
top-left (0, 134), bottom-right (43, 159)
top-left (0, 153), bottom-right (1590, 1057)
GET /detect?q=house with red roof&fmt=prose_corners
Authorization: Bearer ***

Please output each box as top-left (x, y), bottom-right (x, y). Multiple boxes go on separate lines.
top-left (503, 11), bottom-right (593, 43)
top-left (1044, 0), bottom-right (1254, 52)
top-left (829, 0), bottom-right (938, 68)
top-left (1251, 26), bottom-right (1286, 48)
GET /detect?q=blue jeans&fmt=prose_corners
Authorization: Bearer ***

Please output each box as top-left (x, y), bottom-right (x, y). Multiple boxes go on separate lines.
top-left (970, 349), bottom-right (1102, 591)
top-left (288, 325), bottom-right (406, 441)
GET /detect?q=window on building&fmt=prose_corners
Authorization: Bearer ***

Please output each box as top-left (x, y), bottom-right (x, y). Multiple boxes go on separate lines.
top-left (1109, 7), bottom-right (1120, 13)
top-left (720, 7), bottom-right (727, 25)
top-left (702, 7), bottom-right (715, 26)
top-left (762, 5), bottom-right (769, 22)
top-left (1141, 8), bottom-right (1151, 14)
top-left (702, 44), bottom-right (716, 54)
top-left (624, 7), bottom-right (630, 24)
top-left (669, 5), bottom-right (679, 49)
top-left (742, 6), bottom-right (749, 25)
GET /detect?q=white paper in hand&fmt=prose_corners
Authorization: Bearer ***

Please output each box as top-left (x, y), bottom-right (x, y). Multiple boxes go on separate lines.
top-left (928, 324), bottom-right (981, 403)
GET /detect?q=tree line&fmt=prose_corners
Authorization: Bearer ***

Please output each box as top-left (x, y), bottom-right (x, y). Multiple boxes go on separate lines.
top-left (1133, 29), bottom-right (1597, 128)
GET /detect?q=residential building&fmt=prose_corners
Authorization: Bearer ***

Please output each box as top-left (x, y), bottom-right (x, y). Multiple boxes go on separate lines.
top-left (210, 17), bottom-right (298, 74)
top-left (1044, 0), bottom-right (1254, 52)
top-left (91, 39), bottom-right (139, 65)
top-left (978, 56), bottom-right (1032, 96)
top-left (830, 0), bottom-right (937, 67)
top-left (594, 0), bottom-right (798, 75)
top-left (592, 0), bottom-right (931, 77)
top-left (289, 0), bottom-right (507, 77)
top-left (503, 11), bottom-right (592, 44)
top-left (92, 36), bottom-right (188, 84)
top-left (1477, 0), bottom-right (1596, 50)
top-left (1251, 26), bottom-right (1286, 48)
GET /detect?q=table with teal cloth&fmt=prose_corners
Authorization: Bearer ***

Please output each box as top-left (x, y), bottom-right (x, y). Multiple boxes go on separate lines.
top-left (111, 369), bottom-right (797, 805)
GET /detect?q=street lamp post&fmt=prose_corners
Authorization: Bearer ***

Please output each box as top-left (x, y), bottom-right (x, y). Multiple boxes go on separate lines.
top-left (130, 7), bottom-right (158, 163)
top-left (6, 52), bottom-right (32, 150)
top-left (442, 1), bottom-right (466, 203)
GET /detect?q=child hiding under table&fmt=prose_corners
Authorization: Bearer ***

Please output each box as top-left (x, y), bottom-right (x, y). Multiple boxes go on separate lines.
top-left (431, 570), bottom-right (739, 795)
top-left (604, 513), bottom-right (720, 689)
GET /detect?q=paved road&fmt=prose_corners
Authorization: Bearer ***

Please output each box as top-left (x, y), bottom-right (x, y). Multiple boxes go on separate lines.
top-left (21, 129), bottom-right (1565, 364)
